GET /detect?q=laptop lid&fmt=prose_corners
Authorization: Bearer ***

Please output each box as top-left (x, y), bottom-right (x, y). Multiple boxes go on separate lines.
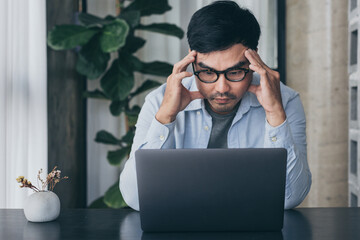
top-left (135, 148), bottom-right (287, 232)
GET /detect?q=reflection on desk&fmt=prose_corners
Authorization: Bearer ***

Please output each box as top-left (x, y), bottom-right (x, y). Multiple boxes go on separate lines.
top-left (122, 211), bottom-right (284, 240)
top-left (23, 221), bottom-right (60, 240)
top-left (142, 231), bottom-right (283, 240)
top-left (0, 208), bottom-right (359, 240)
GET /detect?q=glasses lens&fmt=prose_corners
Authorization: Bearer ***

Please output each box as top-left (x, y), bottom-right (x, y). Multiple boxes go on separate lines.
top-left (226, 69), bottom-right (246, 81)
top-left (198, 71), bottom-right (217, 82)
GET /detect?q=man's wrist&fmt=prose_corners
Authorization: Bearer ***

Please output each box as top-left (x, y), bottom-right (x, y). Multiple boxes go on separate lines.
top-left (265, 109), bottom-right (286, 127)
top-left (155, 110), bottom-right (176, 125)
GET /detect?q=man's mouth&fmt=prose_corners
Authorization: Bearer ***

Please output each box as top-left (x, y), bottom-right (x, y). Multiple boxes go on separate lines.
top-left (214, 98), bottom-right (231, 104)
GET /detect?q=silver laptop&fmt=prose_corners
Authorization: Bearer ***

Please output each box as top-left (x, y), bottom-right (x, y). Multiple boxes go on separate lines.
top-left (135, 148), bottom-right (287, 232)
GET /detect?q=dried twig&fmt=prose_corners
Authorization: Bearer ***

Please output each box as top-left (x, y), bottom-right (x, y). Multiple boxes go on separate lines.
top-left (16, 166), bottom-right (68, 192)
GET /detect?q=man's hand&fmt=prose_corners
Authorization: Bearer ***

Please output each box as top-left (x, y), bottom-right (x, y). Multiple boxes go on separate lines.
top-left (155, 51), bottom-right (204, 124)
top-left (245, 49), bottom-right (286, 127)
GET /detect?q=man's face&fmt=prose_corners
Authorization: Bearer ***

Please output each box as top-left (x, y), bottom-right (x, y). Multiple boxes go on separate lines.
top-left (193, 43), bottom-right (253, 114)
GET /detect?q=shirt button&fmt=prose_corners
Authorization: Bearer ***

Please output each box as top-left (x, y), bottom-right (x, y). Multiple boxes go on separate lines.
top-left (159, 135), bottom-right (165, 141)
top-left (271, 136), bottom-right (277, 142)
top-left (204, 126), bottom-right (209, 131)
top-left (197, 111), bottom-right (201, 115)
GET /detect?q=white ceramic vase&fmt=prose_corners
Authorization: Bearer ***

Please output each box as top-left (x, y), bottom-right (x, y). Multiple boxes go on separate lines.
top-left (24, 191), bottom-right (60, 222)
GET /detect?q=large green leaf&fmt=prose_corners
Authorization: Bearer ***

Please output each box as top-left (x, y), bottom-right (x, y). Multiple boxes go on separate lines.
top-left (100, 19), bottom-right (129, 53)
top-left (127, 116), bottom-right (138, 128)
top-left (88, 196), bottom-right (109, 208)
top-left (125, 105), bottom-right (141, 116)
top-left (100, 59), bottom-right (135, 100)
top-left (139, 61), bottom-right (173, 77)
top-left (109, 100), bottom-right (127, 116)
top-left (136, 23), bottom-right (184, 39)
top-left (121, 130), bottom-right (135, 144)
top-left (83, 89), bottom-right (109, 100)
top-left (123, 35), bottom-right (146, 54)
top-left (47, 25), bottom-right (98, 50)
top-left (78, 13), bottom-right (114, 26)
top-left (107, 147), bottom-right (131, 166)
top-left (119, 11), bottom-right (141, 28)
top-left (130, 80), bottom-right (162, 97)
top-left (128, 55), bottom-right (143, 71)
top-left (124, 0), bottom-right (171, 17)
top-left (104, 182), bottom-right (128, 208)
top-left (95, 130), bottom-right (121, 145)
top-left (125, 106), bottom-right (141, 128)
top-left (76, 34), bottom-right (110, 79)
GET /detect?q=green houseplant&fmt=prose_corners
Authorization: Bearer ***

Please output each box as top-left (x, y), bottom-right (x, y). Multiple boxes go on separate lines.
top-left (47, 0), bottom-right (184, 208)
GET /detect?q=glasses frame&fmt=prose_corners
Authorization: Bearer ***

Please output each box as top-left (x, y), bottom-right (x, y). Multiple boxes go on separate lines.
top-left (191, 62), bottom-right (250, 83)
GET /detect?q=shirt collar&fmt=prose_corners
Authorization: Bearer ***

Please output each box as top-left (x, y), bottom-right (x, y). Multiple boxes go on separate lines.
top-left (183, 73), bottom-right (262, 114)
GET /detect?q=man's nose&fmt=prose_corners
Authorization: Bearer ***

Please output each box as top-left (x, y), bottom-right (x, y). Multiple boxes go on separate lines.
top-left (214, 74), bottom-right (230, 93)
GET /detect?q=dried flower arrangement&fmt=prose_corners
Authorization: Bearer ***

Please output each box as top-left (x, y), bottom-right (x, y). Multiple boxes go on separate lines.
top-left (16, 166), bottom-right (68, 192)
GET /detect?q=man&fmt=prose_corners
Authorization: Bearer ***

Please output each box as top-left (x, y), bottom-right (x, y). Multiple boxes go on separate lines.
top-left (120, 1), bottom-right (311, 211)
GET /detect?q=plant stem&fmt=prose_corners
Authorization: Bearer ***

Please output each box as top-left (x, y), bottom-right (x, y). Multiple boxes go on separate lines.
top-left (125, 115), bottom-right (129, 132)
top-left (116, 0), bottom-right (122, 16)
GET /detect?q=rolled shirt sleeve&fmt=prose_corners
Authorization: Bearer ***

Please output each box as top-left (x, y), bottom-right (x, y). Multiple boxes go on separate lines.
top-left (264, 94), bottom-right (312, 209)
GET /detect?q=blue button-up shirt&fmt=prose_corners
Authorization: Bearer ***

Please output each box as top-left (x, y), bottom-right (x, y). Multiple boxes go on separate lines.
top-left (120, 73), bottom-right (312, 211)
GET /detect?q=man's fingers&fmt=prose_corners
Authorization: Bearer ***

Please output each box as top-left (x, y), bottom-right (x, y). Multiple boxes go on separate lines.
top-left (171, 71), bottom-right (193, 84)
top-left (173, 51), bottom-right (197, 74)
top-left (245, 49), bottom-right (261, 67)
top-left (247, 84), bottom-right (259, 95)
top-left (246, 50), bottom-right (276, 80)
top-left (249, 63), bottom-right (267, 76)
top-left (245, 50), bottom-right (261, 71)
top-left (248, 49), bottom-right (265, 65)
top-left (177, 71), bottom-right (193, 79)
top-left (245, 49), bottom-right (272, 73)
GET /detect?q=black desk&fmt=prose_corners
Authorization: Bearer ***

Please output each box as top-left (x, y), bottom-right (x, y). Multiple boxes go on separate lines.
top-left (0, 208), bottom-right (359, 240)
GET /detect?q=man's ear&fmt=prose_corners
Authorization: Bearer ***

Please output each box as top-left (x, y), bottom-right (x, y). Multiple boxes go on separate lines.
top-left (255, 48), bottom-right (258, 52)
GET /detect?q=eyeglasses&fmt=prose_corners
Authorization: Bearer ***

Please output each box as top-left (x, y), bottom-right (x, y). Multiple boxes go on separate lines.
top-left (192, 62), bottom-right (250, 83)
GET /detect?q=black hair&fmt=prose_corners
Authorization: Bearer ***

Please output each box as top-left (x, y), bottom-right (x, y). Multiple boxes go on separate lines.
top-left (187, 1), bottom-right (261, 53)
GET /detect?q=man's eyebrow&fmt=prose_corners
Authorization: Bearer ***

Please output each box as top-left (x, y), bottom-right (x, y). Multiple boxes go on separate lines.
top-left (229, 61), bottom-right (248, 69)
top-left (197, 61), bottom-right (248, 71)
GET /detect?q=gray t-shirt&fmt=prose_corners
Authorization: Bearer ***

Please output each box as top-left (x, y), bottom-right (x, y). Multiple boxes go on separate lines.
top-left (205, 100), bottom-right (240, 148)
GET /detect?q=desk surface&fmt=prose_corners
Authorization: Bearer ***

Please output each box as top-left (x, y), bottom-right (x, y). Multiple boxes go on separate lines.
top-left (0, 208), bottom-right (359, 240)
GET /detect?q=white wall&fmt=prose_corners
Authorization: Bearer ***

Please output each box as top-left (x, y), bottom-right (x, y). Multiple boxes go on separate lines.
top-left (287, 0), bottom-right (348, 207)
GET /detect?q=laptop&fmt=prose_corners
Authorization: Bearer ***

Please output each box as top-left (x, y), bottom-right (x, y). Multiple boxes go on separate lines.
top-left (135, 148), bottom-right (287, 232)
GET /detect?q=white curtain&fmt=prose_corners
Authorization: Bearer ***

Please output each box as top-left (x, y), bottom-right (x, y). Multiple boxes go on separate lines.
top-left (0, 0), bottom-right (48, 208)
